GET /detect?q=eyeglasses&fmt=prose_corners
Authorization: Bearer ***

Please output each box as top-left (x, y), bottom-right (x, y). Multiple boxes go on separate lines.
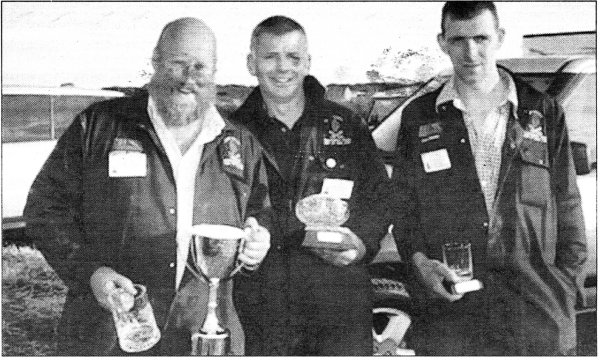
top-left (162, 58), bottom-right (214, 79)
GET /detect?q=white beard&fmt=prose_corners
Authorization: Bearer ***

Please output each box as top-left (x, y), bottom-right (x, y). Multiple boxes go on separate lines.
top-left (149, 76), bottom-right (216, 126)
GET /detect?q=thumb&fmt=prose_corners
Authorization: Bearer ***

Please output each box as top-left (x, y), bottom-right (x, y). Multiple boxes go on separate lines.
top-left (245, 217), bottom-right (259, 229)
top-left (435, 262), bottom-right (462, 283)
top-left (113, 274), bottom-right (136, 295)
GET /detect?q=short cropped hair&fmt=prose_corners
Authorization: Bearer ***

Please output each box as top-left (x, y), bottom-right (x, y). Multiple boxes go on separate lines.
top-left (250, 16), bottom-right (306, 51)
top-left (441, 2), bottom-right (499, 35)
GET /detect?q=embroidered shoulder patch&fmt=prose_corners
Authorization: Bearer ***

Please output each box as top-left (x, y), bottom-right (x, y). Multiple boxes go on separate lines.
top-left (524, 110), bottom-right (547, 143)
top-left (220, 135), bottom-right (244, 171)
top-left (323, 115), bottom-right (351, 146)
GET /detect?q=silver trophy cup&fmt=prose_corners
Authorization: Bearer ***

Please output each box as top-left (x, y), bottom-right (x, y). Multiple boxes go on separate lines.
top-left (188, 224), bottom-right (246, 355)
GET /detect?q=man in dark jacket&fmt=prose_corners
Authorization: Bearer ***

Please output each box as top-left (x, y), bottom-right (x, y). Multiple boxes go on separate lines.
top-left (24, 18), bottom-right (271, 355)
top-left (231, 16), bottom-right (389, 355)
top-left (390, 2), bottom-right (586, 355)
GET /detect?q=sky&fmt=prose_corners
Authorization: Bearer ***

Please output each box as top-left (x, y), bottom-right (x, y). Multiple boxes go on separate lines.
top-left (2, 2), bottom-right (597, 88)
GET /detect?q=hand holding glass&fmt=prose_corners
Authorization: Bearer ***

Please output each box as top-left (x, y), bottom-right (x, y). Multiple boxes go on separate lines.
top-left (108, 284), bottom-right (161, 353)
top-left (442, 242), bottom-right (482, 294)
top-left (442, 242), bottom-right (473, 281)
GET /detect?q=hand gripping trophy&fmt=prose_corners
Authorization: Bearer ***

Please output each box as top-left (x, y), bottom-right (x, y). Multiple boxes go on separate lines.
top-left (186, 224), bottom-right (247, 355)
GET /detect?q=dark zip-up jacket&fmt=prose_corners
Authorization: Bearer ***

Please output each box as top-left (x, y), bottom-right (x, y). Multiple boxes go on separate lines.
top-left (232, 76), bottom-right (389, 260)
top-left (230, 76), bottom-right (389, 354)
top-left (24, 94), bottom-right (270, 355)
top-left (391, 74), bottom-right (586, 355)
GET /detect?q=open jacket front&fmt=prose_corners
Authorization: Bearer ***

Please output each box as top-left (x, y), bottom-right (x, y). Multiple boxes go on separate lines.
top-left (24, 94), bottom-right (271, 355)
top-left (391, 74), bottom-right (587, 354)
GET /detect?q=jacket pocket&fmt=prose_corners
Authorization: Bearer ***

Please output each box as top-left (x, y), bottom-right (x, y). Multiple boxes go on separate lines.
top-left (519, 138), bottom-right (550, 208)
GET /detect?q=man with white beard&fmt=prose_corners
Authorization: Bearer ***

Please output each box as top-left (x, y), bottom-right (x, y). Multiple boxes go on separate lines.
top-left (24, 17), bottom-right (271, 355)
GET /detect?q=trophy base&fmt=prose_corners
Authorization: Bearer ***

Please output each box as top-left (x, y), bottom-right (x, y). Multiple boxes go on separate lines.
top-left (191, 329), bottom-right (231, 355)
top-left (301, 228), bottom-right (354, 251)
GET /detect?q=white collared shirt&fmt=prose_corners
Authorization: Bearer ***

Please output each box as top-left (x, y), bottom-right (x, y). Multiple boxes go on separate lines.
top-left (147, 97), bottom-right (225, 289)
top-left (436, 69), bottom-right (518, 215)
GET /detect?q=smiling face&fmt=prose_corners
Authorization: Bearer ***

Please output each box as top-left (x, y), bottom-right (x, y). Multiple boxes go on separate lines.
top-left (247, 30), bottom-right (311, 104)
top-left (438, 10), bottom-right (504, 87)
top-left (150, 19), bottom-right (217, 123)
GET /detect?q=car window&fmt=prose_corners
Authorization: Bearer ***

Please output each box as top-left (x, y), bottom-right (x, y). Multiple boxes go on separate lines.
top-left (1, 95), bottom-right (51, 143)
top-left (53, 96), bottom-right (110, 139)
top-left (514, 74), bottom-right (556, 93)
top-left (368, 97), bottom-right (407, 130)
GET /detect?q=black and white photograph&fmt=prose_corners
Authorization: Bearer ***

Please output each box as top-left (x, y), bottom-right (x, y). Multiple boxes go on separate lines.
top-left (1, 1), bottom-right (596, 356)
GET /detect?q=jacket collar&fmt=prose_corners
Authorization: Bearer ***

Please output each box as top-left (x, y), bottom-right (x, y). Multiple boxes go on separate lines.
top-left (234, 75), bottom-right (326, 126)
top-left (435, 67), bottom-right (519, 118)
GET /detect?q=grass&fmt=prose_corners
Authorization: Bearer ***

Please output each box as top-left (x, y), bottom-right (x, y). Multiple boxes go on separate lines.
top-left (2, 245), bottom-right (67, 356)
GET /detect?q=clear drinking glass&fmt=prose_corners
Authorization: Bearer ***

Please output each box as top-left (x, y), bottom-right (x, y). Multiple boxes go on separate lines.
top-left (109, 284), bottom-right (161, 353)
top-left (442, 242), bottom-right (473, 281)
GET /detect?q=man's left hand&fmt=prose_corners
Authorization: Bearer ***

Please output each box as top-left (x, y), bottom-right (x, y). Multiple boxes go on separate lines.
top-left (239, 217), bottom-right (270, 270)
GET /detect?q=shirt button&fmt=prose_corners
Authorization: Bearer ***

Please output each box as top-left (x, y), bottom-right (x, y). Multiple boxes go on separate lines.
top-left (460, 138), bottom-right (466, 143)
top-left (169, 262), bottom-right (175, 268)
top-left (483, 222), bottom-right (489, 228)
top-left (169, 208), bottom-right (176, 215)
top-left (281, 127), bottom-right (287, 133)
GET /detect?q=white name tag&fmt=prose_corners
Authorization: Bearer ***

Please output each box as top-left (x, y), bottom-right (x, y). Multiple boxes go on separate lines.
top-left (317, 231), bottom-right (343, 243)
top-left (109, 151), bottom-right (147, 177)
top-left (421, 149), bottom-right (451, 173)
top-left (321, 178), bottom-right (354, 199)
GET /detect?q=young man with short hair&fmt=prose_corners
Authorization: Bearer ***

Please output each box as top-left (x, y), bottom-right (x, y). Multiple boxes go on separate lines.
top-left (391, 2), bottom-right (586, 355)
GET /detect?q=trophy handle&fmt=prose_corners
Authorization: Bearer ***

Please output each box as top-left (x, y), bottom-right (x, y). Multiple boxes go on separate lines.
top-left (227, 236), bottom-right (246, 279)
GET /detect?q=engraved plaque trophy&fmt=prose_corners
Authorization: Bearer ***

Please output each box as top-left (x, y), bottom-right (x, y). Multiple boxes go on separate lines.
top-left (187, 224), bottom-right (246, 355)
top-left (296, 193), bottom-right (354, 250)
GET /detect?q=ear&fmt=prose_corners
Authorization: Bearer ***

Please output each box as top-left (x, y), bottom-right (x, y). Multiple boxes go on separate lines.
top-left (437, 33), bottom-right (448, 55)
top-left (247, 53), bottom-right (257, 76)
top-left (496, 27), bottom-right (506, 49)
top-left (151, 48), bottom-right (161, 71)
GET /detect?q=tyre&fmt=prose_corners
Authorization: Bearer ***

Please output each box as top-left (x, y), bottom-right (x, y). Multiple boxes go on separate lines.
top-left (370, 262), bottom-right (415, 355)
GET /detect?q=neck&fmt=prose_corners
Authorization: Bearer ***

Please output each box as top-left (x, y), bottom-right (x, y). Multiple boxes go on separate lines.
top-left (454, 71), bottom-right (500, 98)
top-left (168, 117), bottom-right (205, 155)
top-left (263, 95), bottom-right (306, 129)
top-left (455, 70), bottom-right (503, 111)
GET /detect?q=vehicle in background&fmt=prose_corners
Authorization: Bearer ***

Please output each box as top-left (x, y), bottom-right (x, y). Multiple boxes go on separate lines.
top-left (1, 86), bottom-right (124, 234)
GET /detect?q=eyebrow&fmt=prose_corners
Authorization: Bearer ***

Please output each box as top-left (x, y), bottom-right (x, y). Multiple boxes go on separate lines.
top-left (447, 34), bottom-right (490, 41)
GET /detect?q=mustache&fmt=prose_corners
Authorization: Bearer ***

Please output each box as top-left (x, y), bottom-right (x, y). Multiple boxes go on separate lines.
top-left (149, 73), bottom-right (215, 94)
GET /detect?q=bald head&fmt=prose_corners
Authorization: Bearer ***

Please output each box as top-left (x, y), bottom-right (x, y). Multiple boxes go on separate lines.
top-left (153, 17), bottom-right (217, 67)
top-left (149, 18), bottom-right (219, 126)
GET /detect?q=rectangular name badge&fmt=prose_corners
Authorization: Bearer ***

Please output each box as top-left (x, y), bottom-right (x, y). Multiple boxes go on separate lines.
top-left (421, 149), bottom-right (451, 173)
top-left (109, 150), bottom-right (147, 177)
top-left (321, 178), bottom-right (354, 199)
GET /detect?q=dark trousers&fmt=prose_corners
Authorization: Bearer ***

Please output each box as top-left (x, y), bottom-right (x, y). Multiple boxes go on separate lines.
top-left (236, 250), bottom-right (373, 356)
top-left (408, 271), bottom-right (577, 356)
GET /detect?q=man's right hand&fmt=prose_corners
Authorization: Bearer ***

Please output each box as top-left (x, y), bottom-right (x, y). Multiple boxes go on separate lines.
top-left (412, 252), bottom-right (463, 302)
top-left (90, 266), bottom-right (136, 310)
